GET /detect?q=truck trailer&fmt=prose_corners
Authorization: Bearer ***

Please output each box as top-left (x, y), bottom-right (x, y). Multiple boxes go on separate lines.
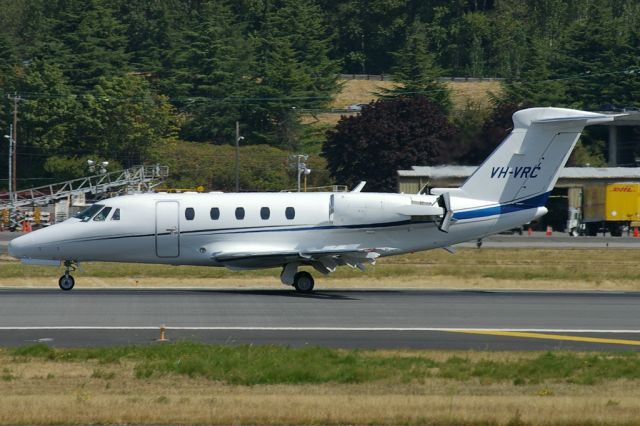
top-left (568, 183), bottom-right (640, 236)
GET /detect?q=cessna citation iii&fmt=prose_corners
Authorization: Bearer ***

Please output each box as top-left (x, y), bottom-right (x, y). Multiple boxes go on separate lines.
top-left (9, 107), bottom-right (614, 292)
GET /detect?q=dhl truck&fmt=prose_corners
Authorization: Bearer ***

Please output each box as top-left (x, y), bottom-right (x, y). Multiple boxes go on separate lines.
top-left (568, 183), bottom-right (640, 236)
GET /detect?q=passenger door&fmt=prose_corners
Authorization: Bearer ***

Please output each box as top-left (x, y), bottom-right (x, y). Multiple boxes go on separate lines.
top-left (155, 201), bottom-right (180, 257)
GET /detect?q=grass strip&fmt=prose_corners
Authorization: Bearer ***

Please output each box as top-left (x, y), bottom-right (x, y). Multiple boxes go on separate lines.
top-left (2, 248), bottom-right (640, 284)
top-left (11, 343), bottom-right (640, 386)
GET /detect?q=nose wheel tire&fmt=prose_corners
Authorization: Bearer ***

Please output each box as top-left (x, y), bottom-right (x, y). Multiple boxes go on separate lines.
top-left (293, 271), bottom-right (314, 293)
top-left (59, 275), bottom-right (75, 291)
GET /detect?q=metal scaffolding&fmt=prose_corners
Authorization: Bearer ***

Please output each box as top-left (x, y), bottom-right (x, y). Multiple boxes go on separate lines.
top-left (0, 165), bottom-right (169, 211)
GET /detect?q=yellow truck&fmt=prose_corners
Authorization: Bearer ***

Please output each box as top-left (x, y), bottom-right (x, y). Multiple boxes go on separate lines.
top-left (575, 183), bottom-right (640, 236)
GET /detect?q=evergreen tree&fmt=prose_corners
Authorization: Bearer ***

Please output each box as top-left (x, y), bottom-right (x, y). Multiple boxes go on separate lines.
top-left (169, 0), bottom-right (254, 143)
top-left (0, 32), bottom-right (18, 124)
top-left (554, 4), bottom-right (640, 110)
top-left (501, 38), bottom-right (566, 107)
top-left (0, 32), bottom-right (17, 71)
top-left (20, 0), bottom-right (130, 90)
top-left (387, 19), bottom-right (451, 112)
top-left (488, 1), bottom-right (529, 78)
top-left (317, 0), bottom-right (409, 74)
top-left (251, 0), bottom-right (340, 149)
top-left (60, 1), bottom-right (130, 90)
top-left (73, 75), bottom-right (177, 167)
top-left (7, 61), bottom-right (80, 186)
top-left (116, 0), bottom-right (173, 74)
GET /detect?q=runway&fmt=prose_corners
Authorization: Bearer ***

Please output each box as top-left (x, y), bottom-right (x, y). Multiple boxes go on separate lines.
top-left (1, 288), bottom-right (639, 351)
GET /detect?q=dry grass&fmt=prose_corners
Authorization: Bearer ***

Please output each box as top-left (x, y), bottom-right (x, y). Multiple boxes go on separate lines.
top-left (330, 79), bottom-right (397, 107)
top-left (304, 79), bottom-right (502, 126)
top-left (446, 80), bottom-right (502, 110)
top-left (1, 247), bottom-right (639, 291)
top-left (1, 351), bottom-right (640, 425)
top-left (330, 79), bottom-right (502, 110)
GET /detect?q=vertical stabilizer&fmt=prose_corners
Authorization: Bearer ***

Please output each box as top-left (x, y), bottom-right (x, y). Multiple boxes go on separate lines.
top-left (459, 108), bottom-right (613, 204)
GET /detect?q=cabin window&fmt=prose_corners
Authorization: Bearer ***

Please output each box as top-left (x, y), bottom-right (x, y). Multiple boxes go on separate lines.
top-left (235, 207), bottom-right (245, 220)
top-left (185, 207), bottom-right (195, 221)
top-left (210, 207), bottom-right (220, 220)
top-left (111, 208), bottom-right (120, 221)
top-left (93, 207), bottom-right (112, 222)
top-left (285, 206), bottom-right (295, 220)
top-left (260, 207), bottom-right (270, 220)
top-left (75, 204), bottom-right (104, 222)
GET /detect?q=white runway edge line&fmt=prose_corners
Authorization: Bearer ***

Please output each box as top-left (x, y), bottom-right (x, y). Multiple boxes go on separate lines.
top-left (0, 327), bottom-right (640, 333)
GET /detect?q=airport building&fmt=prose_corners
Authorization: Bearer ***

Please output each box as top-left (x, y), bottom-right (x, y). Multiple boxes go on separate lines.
top-left (398, 112), bottom-right (640, 232)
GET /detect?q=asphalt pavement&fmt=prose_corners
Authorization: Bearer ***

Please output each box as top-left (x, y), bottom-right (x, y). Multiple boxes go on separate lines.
top-left (0, 288), bottom-right (638, 351)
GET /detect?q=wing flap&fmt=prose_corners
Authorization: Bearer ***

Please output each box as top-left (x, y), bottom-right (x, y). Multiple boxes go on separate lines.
top-left (210, 244), bottom-right (398, 272)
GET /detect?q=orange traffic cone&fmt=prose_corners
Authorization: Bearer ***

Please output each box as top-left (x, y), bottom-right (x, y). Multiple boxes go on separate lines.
top-left (634, 227), bottom-right (639, 238)
top-left (545, 226), bottom-right (552, 237)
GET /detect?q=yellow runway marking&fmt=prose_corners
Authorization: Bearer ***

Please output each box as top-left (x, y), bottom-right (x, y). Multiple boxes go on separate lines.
top-left (448, 330), bottom-right (640, 346)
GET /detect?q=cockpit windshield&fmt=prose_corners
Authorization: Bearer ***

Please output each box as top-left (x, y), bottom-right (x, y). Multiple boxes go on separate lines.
top-left (74, 204), bottom-right (105, 222)
top-left (93, 207), bottom-right (112, 221)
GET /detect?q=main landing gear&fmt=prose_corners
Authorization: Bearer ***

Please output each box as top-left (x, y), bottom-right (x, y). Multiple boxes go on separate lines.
top-left (280, 263), bottom-right (315, 293)
top-left (58, 260), bottom-right (76, 291)
top-left (293, 271), bottom-right (314, 293)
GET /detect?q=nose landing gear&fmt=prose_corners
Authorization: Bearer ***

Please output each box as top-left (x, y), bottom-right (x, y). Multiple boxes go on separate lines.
top-left (58, 260), bottom-right (77, 291)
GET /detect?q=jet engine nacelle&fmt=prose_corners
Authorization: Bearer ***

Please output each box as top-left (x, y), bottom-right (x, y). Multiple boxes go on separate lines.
top-left (330, 193), bottom-right (444, 226)
top-left (331, 193), bottom-right (403, 226)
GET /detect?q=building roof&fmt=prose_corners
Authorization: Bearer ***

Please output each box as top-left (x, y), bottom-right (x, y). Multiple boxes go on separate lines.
top-left (398, 166), bottom-right (640, 179)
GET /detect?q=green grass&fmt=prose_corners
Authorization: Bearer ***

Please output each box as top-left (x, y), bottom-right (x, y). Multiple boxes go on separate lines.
top-left (11, 343), bottom-right (640, 386)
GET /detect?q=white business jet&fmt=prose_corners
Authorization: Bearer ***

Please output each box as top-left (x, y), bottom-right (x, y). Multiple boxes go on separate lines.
top-left (9, 107), bottom-right (613, 292)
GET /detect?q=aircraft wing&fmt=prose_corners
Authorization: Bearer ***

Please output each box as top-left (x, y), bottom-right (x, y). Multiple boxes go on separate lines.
top-left (211, 245), bottom-right (398, 273)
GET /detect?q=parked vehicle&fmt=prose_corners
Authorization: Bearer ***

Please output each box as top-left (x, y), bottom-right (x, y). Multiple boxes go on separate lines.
top-left (567, 183), bottom-right (640, 236)
top-left (346, 103), bottom-right (369, 112)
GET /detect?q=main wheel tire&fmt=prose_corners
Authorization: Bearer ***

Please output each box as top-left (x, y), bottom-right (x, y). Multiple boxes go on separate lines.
top-left (609, 225), bottom-right (623, 237)
top-left (59, 275), bottom-right (75, 291)
top-left (293, 271), bottom-right (314, 293)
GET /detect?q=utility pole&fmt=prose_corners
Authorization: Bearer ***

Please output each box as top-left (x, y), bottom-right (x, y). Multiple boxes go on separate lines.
top-left (8, 93), bottom-right (21, 202)
top-left (234, 121), bottom-right (244, 192)
top-left (6, 125), bottom-right (12, 203)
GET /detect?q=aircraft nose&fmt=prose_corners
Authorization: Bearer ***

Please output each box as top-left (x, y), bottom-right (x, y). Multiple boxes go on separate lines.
top-left (8, 235), bottom-right (23, 258)
top-left (8, 235), bottom-right (29, 258)
top-left (8, 232), bottom-right (39, 259)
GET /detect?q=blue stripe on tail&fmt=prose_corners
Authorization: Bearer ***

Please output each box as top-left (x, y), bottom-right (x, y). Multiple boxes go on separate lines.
top-left (452, 192), bottom-right (550, 220)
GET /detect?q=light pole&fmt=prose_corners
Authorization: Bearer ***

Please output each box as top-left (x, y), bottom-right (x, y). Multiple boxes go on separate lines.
top-left (295, 154), bottom-right (311, 192)
top-left (235, 121), bottom-right (244, 192)
top-left (87, 160), bottom-right (109, 174)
